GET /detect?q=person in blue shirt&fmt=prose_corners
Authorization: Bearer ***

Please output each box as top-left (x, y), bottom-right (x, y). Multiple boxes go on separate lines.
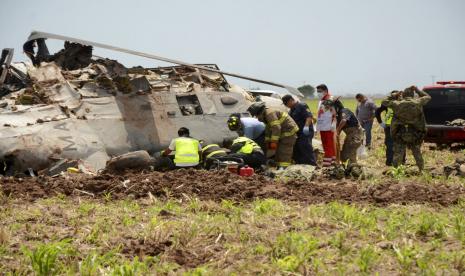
top-left (282, 95), bottom-right (317, 165)
top-left (227, 113), bottom-right (266, 150)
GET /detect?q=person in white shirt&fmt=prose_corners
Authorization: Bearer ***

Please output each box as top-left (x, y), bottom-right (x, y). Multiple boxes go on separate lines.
top-left (316, 84), bottom-right (337, 167)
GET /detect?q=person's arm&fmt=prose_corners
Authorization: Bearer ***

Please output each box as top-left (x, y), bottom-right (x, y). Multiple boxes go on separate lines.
top-left (336, 110), bottom-right (350, 134)
top-left (330, 107), bottom-right (337, 131)
top-left (303, 104), bottom-right (314, 127)
top-left (305, 117), bottom-right (313, 127)
top-left (375, 105), bottom-right (387, 124)
top-left (336, 119), bottom-right (347, 135)
top-left (415, 87), bottom-right (432, 105)
top-left (230, 142), bottom-right (244, 153)
top-left (300, 104), bottom-right (313, 134)
top-left (381, 93), bottom-right (398, 108)
top-left (163, 139), bottom-right (176, 156)
top-left (267, 111), bottom-right (282, 142)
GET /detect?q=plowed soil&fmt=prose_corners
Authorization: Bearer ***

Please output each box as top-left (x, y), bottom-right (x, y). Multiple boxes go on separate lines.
top-left (1, 169), bottom-right (464, 205)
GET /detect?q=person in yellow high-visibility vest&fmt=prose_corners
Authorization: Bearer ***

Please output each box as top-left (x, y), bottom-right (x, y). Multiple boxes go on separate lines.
top-left (375, 91), bottom-right (399, 166)
top-left (162, 127), bottom-right (201, 169)
top-left (226, 136), bottom-right (266, 169)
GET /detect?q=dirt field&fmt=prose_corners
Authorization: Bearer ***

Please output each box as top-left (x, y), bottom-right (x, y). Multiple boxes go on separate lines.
top-left (1, 169), bottom-right (464, 206)
top-left (1, 109), bottom-right (465, 274)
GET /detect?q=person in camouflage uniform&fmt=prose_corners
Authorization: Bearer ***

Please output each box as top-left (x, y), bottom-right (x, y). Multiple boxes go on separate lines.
top-left (247, 102), bottom-right (299, 168)
top-left (382, 86), bottom-right (431, 171)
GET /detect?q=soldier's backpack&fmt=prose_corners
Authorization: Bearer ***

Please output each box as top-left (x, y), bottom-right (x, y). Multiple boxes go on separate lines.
top-left (394, 99), bottom-right (423, 125)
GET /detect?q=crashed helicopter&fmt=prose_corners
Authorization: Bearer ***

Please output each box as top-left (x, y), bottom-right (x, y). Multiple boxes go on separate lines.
top-left (0, 31), bottom-right (304, 175)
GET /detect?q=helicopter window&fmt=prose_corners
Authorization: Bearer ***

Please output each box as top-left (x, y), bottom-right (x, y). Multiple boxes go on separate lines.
top-left (176, 95), bottom-right (203, 116)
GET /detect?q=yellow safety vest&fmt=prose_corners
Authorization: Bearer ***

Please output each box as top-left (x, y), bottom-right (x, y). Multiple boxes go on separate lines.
top-left (174, 137), bottom-right (200, 166)
top-left (232, 137), bottom-right (262, 154)
top-left (384, 108), bottom-right (393, 126)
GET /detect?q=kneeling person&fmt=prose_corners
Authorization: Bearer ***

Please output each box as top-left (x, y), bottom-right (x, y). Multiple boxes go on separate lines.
top-left (227, 113), bottom-right (266, 150)
top-left (201, 143), bottom-right (228, 169)
top-left (162, 127), bottom-right (201, 168)
top-left (228, 136), bottom-right (266, 169)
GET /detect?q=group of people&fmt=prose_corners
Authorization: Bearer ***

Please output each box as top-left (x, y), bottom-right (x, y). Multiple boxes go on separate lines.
top-left (316, 84), bottom-right (431, 171)
top-left (157, 83), bottom-right (431, 172)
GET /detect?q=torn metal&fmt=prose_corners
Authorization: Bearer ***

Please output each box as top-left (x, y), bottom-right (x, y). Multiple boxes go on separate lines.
top-left (0, 31), bottom-right (293, 176)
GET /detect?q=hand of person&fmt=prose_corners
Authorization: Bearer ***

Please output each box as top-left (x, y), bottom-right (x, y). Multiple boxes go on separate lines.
top-left (268, 142), bottom-right (278, 150)
top-left (380, 122), bottom-right (386, 129)
top-left (303, 126), bottom-right (310, 136)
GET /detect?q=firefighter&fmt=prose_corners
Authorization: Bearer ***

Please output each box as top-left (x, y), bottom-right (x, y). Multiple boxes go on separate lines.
top-left (247, 102), bottom-right (298, 169)
top-left (161, 127), bottom-right (202, 169)
top-left (200, 143), bottom-right (228, 169)
top-left (226, 136), bottom-right (266, 169)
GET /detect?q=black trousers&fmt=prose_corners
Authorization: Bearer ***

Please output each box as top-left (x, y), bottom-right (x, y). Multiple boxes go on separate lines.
top-left (384, 126), bottom-right (394, 166)
top-left (293, 133), bottom-right (317, 166)
top-left (153, 156), bottom-right (199, 171)
top-left (228, 152), bottom-right (266, 169)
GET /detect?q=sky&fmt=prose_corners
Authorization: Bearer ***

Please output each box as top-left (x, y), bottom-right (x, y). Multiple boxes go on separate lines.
top-left (1, 0), bottom-right (464, 95)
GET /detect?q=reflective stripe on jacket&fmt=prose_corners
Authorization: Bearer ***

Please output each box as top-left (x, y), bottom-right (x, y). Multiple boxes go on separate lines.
top-left (201, 144), bottom-right (227, 160)
top-left (263, 108), bottom-right (299, 142)
top-left (174, 137), bottom-right (200, 166)
top-left (232, 137), bottom-right (262, 154)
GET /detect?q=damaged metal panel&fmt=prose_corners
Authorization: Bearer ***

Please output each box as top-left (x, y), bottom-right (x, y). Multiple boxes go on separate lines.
top-left (0, 119), bottom-right (109, 173)
top-left (0, 105), bottom-right (67, 127)
top-left (25, 31), bottom-right (303, 97)
top-left (0, 48), bottom-right (14, 85)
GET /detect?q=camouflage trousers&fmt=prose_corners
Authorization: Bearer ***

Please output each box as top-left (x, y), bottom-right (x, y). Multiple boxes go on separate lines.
top-left (340, 126), bottom-right (363, 164)
top-left (393, 142), bottom-right (424, 171)
top-left (276, 135), bottom-right (297, 167)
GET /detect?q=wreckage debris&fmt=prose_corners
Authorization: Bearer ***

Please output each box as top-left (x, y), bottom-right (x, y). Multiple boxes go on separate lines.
top-left (1, 32), bottom-right (298, 176)
top-left (446, 119), bottom-right (465, 127)
top-left (106, 151), bottom-right (155, 172)
top-left (443, 155), bottom-right (465, 177)
top-left (322, 163), bottom-right (366, 180)
top-left (275, 165), bottom-right (317, 182)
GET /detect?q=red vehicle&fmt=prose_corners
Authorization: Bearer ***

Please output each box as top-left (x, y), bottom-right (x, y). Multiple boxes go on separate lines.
top-left (423, 81), bottom-right (465, 145)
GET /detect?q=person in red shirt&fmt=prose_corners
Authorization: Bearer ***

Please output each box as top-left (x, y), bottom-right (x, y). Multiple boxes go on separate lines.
top-left (316, 84), bottom-right (337, 167)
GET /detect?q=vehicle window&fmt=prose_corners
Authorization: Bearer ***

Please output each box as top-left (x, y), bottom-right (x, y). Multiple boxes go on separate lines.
top-left (426, 88), bottom-right (465, 105)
